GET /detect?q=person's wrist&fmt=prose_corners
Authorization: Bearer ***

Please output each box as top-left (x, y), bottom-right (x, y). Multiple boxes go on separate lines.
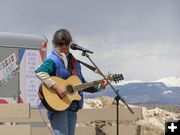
top-left (51, 83), bottom-right (58, 91)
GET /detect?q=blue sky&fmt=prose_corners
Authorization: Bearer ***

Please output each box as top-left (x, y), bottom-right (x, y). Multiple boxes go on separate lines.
top-left (0, 0), bottom-right (180, 81)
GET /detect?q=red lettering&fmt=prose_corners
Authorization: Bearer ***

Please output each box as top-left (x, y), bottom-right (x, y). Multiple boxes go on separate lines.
top-left (11, 55), bottom-right (14, 62)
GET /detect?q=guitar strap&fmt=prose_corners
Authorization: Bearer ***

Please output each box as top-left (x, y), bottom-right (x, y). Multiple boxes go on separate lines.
top-left (71, 56), bottom-right (78, 75)
top-left (54, 50), bottom-right (64, 62)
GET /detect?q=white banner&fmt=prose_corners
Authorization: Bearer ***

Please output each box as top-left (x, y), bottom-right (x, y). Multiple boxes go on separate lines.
top-left (25, 50), bottom-right (41, 107)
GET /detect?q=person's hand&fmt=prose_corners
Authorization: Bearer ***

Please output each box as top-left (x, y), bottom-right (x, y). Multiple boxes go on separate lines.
top-left (51, 83), bottom-right (67, 98)
top-left (99, 80), bottom-right (109, 90)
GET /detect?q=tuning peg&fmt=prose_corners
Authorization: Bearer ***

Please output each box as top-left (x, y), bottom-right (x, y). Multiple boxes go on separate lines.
top-left (108, 71), bottom-right (111, 76)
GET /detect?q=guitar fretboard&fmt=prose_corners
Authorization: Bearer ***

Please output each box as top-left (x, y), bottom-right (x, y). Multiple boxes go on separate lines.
top-left (73, 79), bottom-right (105, 91)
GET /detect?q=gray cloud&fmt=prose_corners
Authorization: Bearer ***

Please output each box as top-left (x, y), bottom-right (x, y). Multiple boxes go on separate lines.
top-left (72, 35), bottom-right (180, 81)
top-left (0, 0), bottom-right (179, 81)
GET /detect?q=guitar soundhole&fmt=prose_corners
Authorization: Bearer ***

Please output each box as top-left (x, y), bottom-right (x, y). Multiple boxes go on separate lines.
top-left (66, 85), bottom-right (74, 94)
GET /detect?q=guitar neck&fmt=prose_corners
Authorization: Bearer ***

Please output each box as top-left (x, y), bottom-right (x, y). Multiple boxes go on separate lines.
top-left (73, 79), bottom-right (105, 91)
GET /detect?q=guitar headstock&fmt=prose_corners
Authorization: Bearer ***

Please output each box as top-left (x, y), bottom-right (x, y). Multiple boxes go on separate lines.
top-left (107, 73), bottom-right (124, 83)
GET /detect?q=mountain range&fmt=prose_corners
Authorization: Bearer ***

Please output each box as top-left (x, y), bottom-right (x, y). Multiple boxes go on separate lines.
top-left (84, 76), bottom-right (180, 105)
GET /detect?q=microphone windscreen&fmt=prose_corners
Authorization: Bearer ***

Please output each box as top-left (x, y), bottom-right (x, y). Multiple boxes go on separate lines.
top-left (70, 43), bottom-right (77, 50)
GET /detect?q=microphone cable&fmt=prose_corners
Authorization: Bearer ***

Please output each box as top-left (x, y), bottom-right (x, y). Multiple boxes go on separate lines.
top-left (37, 99), bottom-right (54, 135)
top-left (77, 59), bottom-right (100, 74)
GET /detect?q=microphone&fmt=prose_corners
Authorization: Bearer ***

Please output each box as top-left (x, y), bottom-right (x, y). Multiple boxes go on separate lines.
top-left (70, 43), bottom-right (93, 54)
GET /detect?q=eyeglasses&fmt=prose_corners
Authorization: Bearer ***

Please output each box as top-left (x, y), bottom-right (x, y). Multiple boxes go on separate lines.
top-left (57, 42), bottom-right (69, 47)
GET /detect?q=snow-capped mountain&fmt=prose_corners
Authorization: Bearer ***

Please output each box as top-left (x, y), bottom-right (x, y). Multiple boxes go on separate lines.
top-left (112, 79), bottom-right (143, 86)
top-left (155, 76), bottom-right (180, 87)
top-left (85, 76), bottom-right (180, 104)
top-left (113, 76), bottom-right (180, 87)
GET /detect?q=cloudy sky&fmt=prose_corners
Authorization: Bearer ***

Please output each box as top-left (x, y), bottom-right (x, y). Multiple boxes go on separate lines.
top-left (0, 0), bottom-right (180, 81)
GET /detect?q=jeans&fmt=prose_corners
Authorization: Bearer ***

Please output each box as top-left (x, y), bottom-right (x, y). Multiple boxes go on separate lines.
top-left (48, 110), bottom-right (77, 135)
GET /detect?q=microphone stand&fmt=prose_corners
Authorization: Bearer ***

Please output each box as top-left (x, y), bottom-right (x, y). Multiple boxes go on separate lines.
top-left (81, 51), bottom-right (134, 135)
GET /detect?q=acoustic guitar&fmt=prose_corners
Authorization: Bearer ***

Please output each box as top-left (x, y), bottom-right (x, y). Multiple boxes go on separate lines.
top-left (38, 73), bottom-right (123, 112)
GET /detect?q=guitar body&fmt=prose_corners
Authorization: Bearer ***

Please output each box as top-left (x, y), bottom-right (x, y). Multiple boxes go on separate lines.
top-left (38, 73), bottom-right (123, 112)
top-left (38, 76), bottom-right (82, 112)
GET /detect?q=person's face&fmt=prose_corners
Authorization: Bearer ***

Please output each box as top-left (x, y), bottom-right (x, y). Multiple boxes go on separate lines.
top-left (56, 42), bottom-right (70, 55)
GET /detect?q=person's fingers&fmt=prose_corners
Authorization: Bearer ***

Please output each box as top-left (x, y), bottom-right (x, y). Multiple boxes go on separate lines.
top-left (62, 91), bottom-right (67, 98)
